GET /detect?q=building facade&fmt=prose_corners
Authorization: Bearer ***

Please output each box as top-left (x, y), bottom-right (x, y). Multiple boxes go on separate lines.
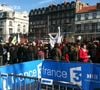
top-left (75, 3), bottom-right (100, 41)
top-left (0, 4), bottom-right (29, 42)
top-left (29, 1), bottom-right (76, 41)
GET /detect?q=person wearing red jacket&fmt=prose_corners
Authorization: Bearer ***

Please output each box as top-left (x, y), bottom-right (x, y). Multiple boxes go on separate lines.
top-left (79, 43), bottom-right (90, 63)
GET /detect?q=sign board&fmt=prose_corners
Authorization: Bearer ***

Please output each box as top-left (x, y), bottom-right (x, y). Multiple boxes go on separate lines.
top-left (0, 60), bottom-right (43, 90)
top-left (42, 61), bottom-right (100, 90)
top-left (0, 60), bottom-right (100, 90)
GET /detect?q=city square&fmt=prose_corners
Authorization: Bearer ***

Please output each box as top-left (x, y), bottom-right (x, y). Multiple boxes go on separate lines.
top-left (0, 0), bottom-right (100, 90)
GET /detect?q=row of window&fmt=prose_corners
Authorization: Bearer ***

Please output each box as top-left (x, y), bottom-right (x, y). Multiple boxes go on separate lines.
top-left (9, 28), bottom-right (26, 34)
top-left (30, 18), bottom-right (74, 26)
top-left (0, 21), bottom-right (12, 26)
top-left (50, 18), bottom-right (74, 25)
top-left (0, 21), bottom-right (27, 29)
top-left (30, 20), bottom-right (46, 25)
top-left (30, 2), bottom-right (75, 15)
top-left (77, 12), bottom-right (98, 21)
top-left (49, 11), bottom-right (75, 19)
top-left (76, 23), bottom-right (100, 32)
top-left (75, 29), bottom-right (100, 33)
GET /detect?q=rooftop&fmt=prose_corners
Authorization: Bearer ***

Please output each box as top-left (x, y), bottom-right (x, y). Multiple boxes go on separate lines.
top-left (77, 6), bottom-right (97, 13)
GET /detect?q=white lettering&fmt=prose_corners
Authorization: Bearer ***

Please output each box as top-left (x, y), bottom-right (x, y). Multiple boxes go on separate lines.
top-left (70, 67), bottom-right (82, 86)
top-left (87, 74), bottom-right (98, 80)
top-left (42, 67), bottom-right (67, 78)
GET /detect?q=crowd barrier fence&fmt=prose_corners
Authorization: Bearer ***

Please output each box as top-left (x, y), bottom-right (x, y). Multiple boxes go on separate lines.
top-left (0, 60), bottom-right (99, 90)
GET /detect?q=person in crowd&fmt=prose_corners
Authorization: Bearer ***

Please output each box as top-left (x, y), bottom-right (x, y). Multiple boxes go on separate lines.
top-left (0, 44), bottom-right (3, 65)
top-left (87, 43), bottom-right (97, 63)
top-left (69, 45), bottom-right (77, 62)
top-left (22, 44), bottom-right (30, 62)
top-left (37, 46), bottom-right (45, 60)
top-left (9, 44), bottom-right (17, 64)
top-left (17, 44), bottom-right (25, 63)
top-left (27, 43), bottom-right (34, 61)
top-left (75, 43), bottom-right (81, 62)
top-left (2, 44), bottom-right (8, 65)
top-left (0, 38), bottom-right (100, 65)
top-left (79, 43), bottom-right (91, 63)
top-left (50, 43), bottom-right (62, 61)
top-left (95, 43), bottom-right (100, 63)
top-left (61, 43), bottom-right (69, 62)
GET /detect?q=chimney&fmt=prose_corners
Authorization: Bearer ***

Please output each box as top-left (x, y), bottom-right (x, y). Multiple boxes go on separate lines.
top-left (97, 3), bottom-right (100, 10)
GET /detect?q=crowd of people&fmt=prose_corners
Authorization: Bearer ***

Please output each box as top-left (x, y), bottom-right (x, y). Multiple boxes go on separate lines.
top-left (0, 38), bottom-right (100, 65)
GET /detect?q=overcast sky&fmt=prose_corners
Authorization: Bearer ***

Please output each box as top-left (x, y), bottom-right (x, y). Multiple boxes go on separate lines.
top-left (0, 0), bottom-right (99, 12)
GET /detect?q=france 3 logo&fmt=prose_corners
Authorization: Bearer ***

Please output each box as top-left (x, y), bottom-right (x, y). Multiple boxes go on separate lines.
top-left (70, 67), bottom-right (82, 86)
top-left (37, 63), bottom-right (42, 78)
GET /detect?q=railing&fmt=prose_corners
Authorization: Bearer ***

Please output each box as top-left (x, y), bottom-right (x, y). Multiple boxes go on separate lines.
top-left (0, 73), bottom-right (82, 90)
top-left (0, 73), bottom-right (41, 90)
top-left (0, 56), bottom-right (3, 66)
top-left (41, 81), bottom-right (82, 90)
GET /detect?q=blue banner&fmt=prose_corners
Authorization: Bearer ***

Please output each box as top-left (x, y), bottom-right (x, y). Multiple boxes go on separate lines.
top-left (41, 61), bottom-right (100, 90)
top-left (0, 60), bottom-right (43, 90)
top-left (0, 60), bottom-right (100, 90)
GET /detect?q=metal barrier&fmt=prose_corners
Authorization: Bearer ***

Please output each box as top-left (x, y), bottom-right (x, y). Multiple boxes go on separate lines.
top-left (0, 56), bottom-right (3, 66)
top-left (41, 81), bottom-right (82, 90)
top-left (0, 73), bottom-right (82, 90)
top-left (0, 73), bottom-right (41, 90)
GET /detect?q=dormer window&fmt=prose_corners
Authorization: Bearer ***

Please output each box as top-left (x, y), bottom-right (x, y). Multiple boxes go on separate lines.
top-left (77, 14), bottom-right (81, 21)
top-left (92, 12), bottom-right (97, 19)
top-left (85, 13), bottom-right (89, 20)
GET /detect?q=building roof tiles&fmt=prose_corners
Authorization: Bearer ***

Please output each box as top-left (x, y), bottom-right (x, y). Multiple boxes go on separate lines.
top-left (77, 6), bottom-right (97, 13)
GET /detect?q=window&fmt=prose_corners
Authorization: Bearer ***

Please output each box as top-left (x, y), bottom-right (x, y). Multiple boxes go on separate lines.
top-left (67, 25), bottom-right (71, 32)
top-left (92, 12), bottom-right (97, 19)
top-left (92, 23), bottom-right (97, 32)
top-left (66, 3), bottom-right (70, 9)
top-left (76, 24), bottom-right (81, 33)
top-left (66, 19), bottom-right (69, 23)
top-left (52, 20), bottom-right (56, 24)
top-left (66, 13), bottom-right (69, 17)
top-left (85, 13), bottom-right (89, 20)
top-left (9, 28), bottom-right (13, 34)
top-left (61, 19), bottom-right (64, 24)
top-left (23, 25), bottom-right (26, 33)
top-left (34, 10), bottom-right (37, 15)
top-left (30, 22), bottom-right (32, 25)
top-left (9, 21), bottom-right (13, 26)
top-left (38, 10), bottom-right (41, 14)
top-left (0, 21), bottom-right (4, 26)
top-left (31, 12), bottom-right (33, 15)
top-left (71, 18), bottom-right (74, 22)
top-left (23, 16), bottom-right (27, 18)
top-left (77, 14), bottom-right (81, 21)
top-left (0, 28), bottom-right (3, 36)
top-left (17, 24), bottom-right (20, 32)
top-left (98, 22), bottom-right (100, 31)
top-left (71, 2), bottom-right (75, 8)
top-left (62, 4), bottom-right (65, 10)
top-left (57, 20), bottom-right (60, 24)
top-left (62, 13), bottom-right (65, 18)
top-left (57, 5), bottom-right (61, 11)
top-left (42, 10), bottom-right (45, 14)
top-left (0, 13), bottom-right (3, 18)
top-left (70, 10), bottom-right (74, 16)
top-left (84, 24), bottom-right (89, 32)
top-left (53, 6), bottom-right (56, 11)
top-left (30, 29), bottom-right (32, 32)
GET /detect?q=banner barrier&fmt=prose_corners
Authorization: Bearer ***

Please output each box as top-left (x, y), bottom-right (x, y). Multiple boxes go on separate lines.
top-left (42, 60), bottom-right (100, 90)
top-left (0, 60), bottom-right (100, 90)
top-left (0, 60), bottom-right (42, 90)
